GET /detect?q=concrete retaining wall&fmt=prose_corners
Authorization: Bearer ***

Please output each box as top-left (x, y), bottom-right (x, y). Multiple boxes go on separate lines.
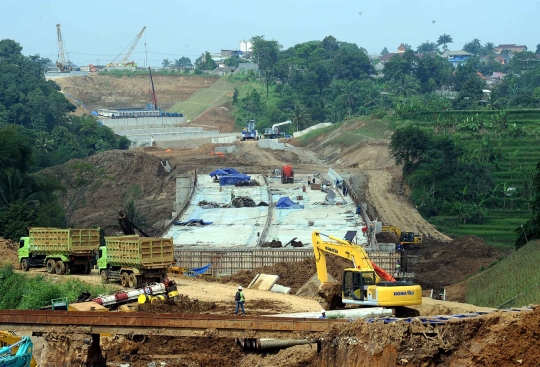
top-left (293, 122), bottom-right (333, 138)
top-left (258, 139), bottom-right (286, 150)
top-left (129, 131), bottom-right (221, 147)
top-left (211, 135), bottom-right (238, 144)
top-left (115, 127), bottom-right (203, 135)
top-left (100, 116), bottom-right (187, 128)
top-left (215, 146), bottom-right (237, 154)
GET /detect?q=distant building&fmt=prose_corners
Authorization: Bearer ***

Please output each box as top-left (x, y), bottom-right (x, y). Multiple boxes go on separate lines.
top-left (234, 63), bottom-right (258, 73)
top-left (221, 50), bottom-right (242, 58)
top-left (211, 66), bottom-right (236, 76)
top-left (240, 40), bottom-right (253, 52)
top-left (488, 72), bottom-right (507, 85)
top-left (445, 50), bottom-right (473, 67)
top-left (495, 44), bottom-right (528, 54)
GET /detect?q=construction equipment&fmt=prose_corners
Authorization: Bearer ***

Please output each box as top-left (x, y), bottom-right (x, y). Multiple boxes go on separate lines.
top-left (381, 225), bottom-right (422, 246)
top-left (98, 235), bottom-right (174, 287)
top-left (312, 230), bottom-right (422, 308)
top-left (18, 228), bottom-right (100, 275)
top-left (55, 23), bottom-right (72, 73)
top-left (148, 67), bottom-right (158, 110)
top-left (242, 120), bottom-right (258, 140)
top-left (264, 120), bottom-right (291, 139)
top-left (0, 332), bottom-right (37, 367)
top-left (117, 209), bottom-right (149, 237)
top-left (281, 164), bottom-right (294, 184)
top-left (107, 26), bottom-right (146, 67)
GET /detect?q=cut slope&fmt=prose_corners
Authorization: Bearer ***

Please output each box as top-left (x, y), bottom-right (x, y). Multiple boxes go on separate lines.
top-left (53, 74), bottom-right (219, 111)
top-left (168, 78), bottom-right (236, 121)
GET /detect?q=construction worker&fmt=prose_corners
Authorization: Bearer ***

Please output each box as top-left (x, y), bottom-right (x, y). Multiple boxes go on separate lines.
top-left (319, 309), bottom-right (328, 319)
top-left (235, 286), bottom-right (246, 315)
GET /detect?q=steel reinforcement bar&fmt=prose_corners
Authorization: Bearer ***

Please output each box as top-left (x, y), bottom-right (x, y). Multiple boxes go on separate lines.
top-left (0, 311), bottom-right (346, 338)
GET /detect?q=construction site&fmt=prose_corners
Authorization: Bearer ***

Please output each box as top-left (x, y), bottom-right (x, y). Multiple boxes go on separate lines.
top-left (1, 73), bottom-right (538, 367)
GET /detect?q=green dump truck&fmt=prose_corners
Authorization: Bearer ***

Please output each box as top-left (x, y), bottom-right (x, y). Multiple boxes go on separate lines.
top-left (18, 227), bottom-right (100, 275)
top-left (98, 235), bottom-right (174, 287)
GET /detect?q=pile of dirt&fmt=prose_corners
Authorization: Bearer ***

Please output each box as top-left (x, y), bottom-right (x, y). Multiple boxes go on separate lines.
top-left (320, 306), bottom-right (540, 366)
top-left (40, 150), bottom-right (180, 235)
top-left (410, 235), bottom-right (502, 290)
top-left (54, 74), bottom-right (218, 111)
top-left (137, 294), bottom-right (218, 314)
top-left (240, 344), bottom-right (318, 367)
top-left (219, 257), bottom-right (353, 294)
top-left (0, 238), bottom-right (18, 266)
top-left (192, 102), bottom-right (236, 133)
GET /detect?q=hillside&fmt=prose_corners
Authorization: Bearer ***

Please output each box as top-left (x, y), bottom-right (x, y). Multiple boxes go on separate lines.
top-left (53, 74), bottom-right (219, 111)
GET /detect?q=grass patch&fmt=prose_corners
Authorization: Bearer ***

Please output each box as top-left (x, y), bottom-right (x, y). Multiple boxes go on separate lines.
top-left (466, 241), bottom-right (540, 307)
top-left (0, 264), bottom-right (115, 310)
top-left (168, 78), bottom-right (235, 120)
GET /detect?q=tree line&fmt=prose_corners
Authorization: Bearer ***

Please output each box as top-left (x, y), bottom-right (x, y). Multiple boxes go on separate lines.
top-left (0, 39), bottom-right (129, 240)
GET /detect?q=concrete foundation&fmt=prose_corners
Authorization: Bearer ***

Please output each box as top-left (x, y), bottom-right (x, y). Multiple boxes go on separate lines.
top-left (212, 135), bottom-right (238, 144)
top-left (258, 139), bottom-right (286, 150)
top-left (175, 175), bottom-right (192, 213)
top-left (100, 116), bottom-right (187, 128)
top-left (215, 146), bottom-right (237, 154)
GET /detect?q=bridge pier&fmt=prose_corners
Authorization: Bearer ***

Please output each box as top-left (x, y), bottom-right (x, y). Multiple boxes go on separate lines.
top-left (39, 332), bottom-right (105, 367)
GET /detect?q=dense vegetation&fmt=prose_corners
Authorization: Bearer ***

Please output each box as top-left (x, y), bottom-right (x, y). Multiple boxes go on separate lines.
top-left (0, 264), bottom-right (113, 310)
top-left (0, 39), bottom-right (128, 240)
top-left (228, 35), bottom-right (540, 248)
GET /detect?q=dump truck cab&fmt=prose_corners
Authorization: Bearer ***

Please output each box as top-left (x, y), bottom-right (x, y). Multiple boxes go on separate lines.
top-left (17, 237), bottom-right (30, 263)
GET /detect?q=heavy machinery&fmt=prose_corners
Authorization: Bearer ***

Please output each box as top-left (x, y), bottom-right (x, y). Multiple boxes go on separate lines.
top-left (281, 164), bottom-right (294, 184)
top-left (18, 228), bottom-right (100, 275)
top-left (148, 67), bottom-right (158, 111)
top-left (117, 209), bottom-right (149, 237)
top-left (264, 120), bottom-right (291, 139)
top-left (107, 26), bottom-right (146, 67)
top-left (55, 23), bottom-right (72, 73)
top-left (242, 120), bottom-right (258, 140)
top-left (381, 225), bottom-right (422, 246)
top-left (98, 235), bottom-right (174, 287)
top-left (312, 230), bottom-right (422, 307)
top-left (0, 331), bottom-right (37, 367)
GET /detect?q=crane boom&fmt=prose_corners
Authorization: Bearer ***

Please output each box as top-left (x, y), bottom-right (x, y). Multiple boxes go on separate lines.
top-left (272, 120), bottom-right (292, 129)
top-left (55, 24), bottom-right (71, 73)
top-left (120, 26), bottom-right (146, 65)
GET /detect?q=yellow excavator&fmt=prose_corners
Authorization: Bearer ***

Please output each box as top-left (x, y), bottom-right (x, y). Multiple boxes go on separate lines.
top-left (312, 230), bottom-right (422, 307)
top-left (381, 225), bottom-right (422, 245)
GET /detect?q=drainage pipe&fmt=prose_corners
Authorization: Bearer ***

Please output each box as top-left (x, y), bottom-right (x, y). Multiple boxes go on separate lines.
top-left (236, 338), bottom-right (314, 351)
top-left (265, 307), bottom-right (393, 319)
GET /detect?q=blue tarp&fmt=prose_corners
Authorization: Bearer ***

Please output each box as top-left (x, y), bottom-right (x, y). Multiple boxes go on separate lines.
top-left (222, 168), bottom-right (240, 175)
top-left (209, 169), bottom-right (229, 177)
top-left (276, 196), bottom-right (304, 209)
top-left (90, 111), bottom-right (98, 116)
top-left (173, 219), bottom-right (213, 226)
top-left (219, 174), bottom-right (251, 186)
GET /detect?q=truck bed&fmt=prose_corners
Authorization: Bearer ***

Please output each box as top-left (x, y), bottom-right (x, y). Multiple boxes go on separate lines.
top-left (29, 228), bottom-right (100, 255)
top-left (104, 236), bottom-right (174, 269)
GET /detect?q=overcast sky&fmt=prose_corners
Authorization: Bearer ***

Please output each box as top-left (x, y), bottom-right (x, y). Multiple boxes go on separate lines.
top-left (1, 0), bottom-right (537, 67)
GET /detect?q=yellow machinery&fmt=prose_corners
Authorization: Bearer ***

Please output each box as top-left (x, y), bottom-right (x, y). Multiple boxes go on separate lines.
top-left (381, 225), bottom-right (422, 245)
top-left (312, 231), bottom-right (422, 307)
top-left (0, 331), bottom-right (38, 367)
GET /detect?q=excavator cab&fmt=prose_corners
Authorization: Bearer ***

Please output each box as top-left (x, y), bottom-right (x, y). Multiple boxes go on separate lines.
top-left (342, 269), bottom-right (376, 302)
top-left (399, 232), bottom-right (422, 245)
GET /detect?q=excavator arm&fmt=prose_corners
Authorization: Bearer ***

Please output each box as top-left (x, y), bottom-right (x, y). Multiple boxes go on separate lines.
top-left (311, 231), bottom-right (422, 307)
top-left (0, 332), bottom-right (37, 367)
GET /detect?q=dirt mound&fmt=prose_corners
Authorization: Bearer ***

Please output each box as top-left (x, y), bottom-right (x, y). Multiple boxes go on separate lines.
top-left (240, 344), bottom-right (318, 367)
top-left (137, 295), bottom-right (217, 314)
top-left (410, 235), bottom-right (502, 290)
top-left (0, 238), bottom-right (18, 266)
top-left (219, 257), bottom-right (353, 294)
top-left (54, 74), bottom-right (218, 110)
top-left (320, 306), bottom-right (540, 366)
top-left (41, 150), bottom-right (180, 235)
top-left (192, 102), bottom-right (236, 133)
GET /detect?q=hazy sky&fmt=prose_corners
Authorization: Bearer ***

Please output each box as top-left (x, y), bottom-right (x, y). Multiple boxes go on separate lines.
top-left (1, 0), bottom-right (538, 66)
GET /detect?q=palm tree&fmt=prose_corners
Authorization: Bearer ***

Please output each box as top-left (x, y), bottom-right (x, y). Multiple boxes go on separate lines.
top-left (162, 59), bottom-right (171, 68)
top-left (417, 42), bottom-right (438, 53)
top-left (35, 132), bottom-right (55, 154)
top-left (391, 76), bottom-right (419, 98)
top-left (341, 81), bottom-right (358, 117)
top-left (484, 42), bottom-right (495, 54)
top-left (403, 43), bottom-right (413, 51)
top-left (436, 34), bottom-right (453, 51)
top-left (287, 104), bottom-right (310, 131)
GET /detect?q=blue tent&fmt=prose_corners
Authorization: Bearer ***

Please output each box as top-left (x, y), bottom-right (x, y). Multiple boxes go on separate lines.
top-left (276, 196), bottom-right (304, 209)
top-left (222, 168), bottom-right (240, 175)
top-left (209, 169), bottom-right (229, 177)
top-left (219, 174), bottom-right (251, 186)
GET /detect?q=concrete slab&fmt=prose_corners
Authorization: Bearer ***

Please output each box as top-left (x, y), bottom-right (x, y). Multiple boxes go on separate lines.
top-left (271, 284), bottom-right (291, 294)
top-left (250, 274), bottom-right (279, 291)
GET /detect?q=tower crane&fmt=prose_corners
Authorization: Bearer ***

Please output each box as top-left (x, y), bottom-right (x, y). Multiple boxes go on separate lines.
top-left (108, 26), bottom-right (146, 67)
top-left (55, 23), bottom-right (72, 73)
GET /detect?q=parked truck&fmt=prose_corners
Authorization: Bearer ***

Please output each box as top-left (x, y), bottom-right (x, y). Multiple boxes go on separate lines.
top-left (18, 227), bottom-right (100, 275)
top-left (98, 235), bottom-right (174, 287)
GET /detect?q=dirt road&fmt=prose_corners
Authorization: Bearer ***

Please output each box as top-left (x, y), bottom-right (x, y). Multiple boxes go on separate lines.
top-left (365, 170), bottom-right (452, 241)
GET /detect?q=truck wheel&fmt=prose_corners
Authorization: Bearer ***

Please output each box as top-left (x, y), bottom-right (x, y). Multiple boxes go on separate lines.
top-left (21, 259), bottom-right (29, 272)
top-left (83, 262), bottom-right (91, 275)
top-left (121, 272), bottom-right (129, 287)
top-left (46, 259), bottom-right (56, 273)
top-left (100, 270), bottom-right (109, 284)
top-left (55, 261), bottom-right (66, 275)
top-left (128, 273), bottom-right (137, 288)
